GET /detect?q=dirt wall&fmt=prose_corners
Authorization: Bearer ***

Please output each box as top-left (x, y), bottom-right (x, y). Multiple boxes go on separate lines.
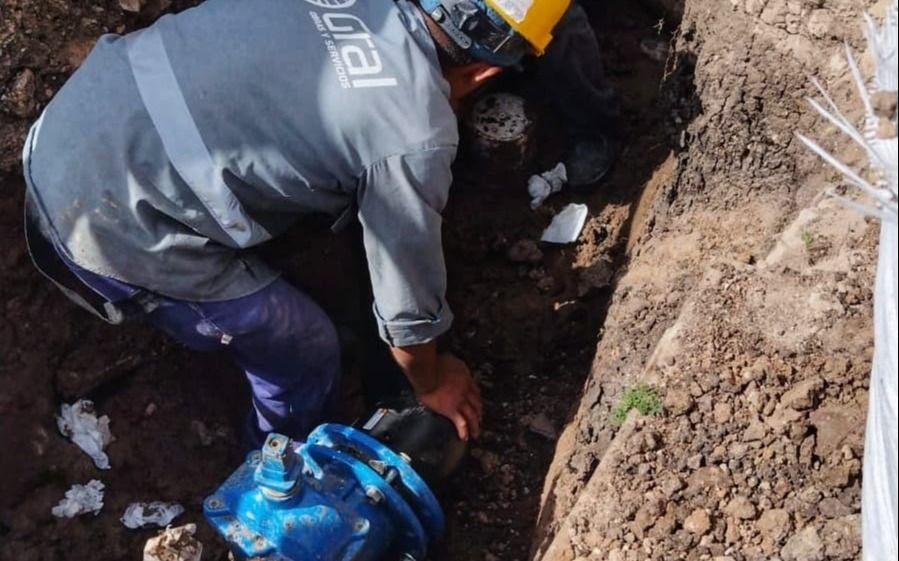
top-left (533, 1), bottom-right (888, 560)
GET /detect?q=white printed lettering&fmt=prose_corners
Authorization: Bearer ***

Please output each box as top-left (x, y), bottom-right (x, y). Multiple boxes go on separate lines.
top-left (309, 9), bottom-right (398, 89)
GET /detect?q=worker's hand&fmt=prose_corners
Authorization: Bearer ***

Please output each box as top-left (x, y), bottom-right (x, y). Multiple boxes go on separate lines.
top-left (417, 354), bottom-right (482, 441)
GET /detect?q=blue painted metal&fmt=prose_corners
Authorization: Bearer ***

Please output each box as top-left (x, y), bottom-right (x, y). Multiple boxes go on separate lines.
top-left (204, 426), bottom-right (445, 561)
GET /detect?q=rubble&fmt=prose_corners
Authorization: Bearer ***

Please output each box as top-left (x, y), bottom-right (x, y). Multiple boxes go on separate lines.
top-left (143, 524), bottom-right (203, 561)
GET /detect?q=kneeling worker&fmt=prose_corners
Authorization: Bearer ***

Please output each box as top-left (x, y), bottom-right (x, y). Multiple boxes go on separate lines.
top-left (22, 0), bottom-right (572, 446)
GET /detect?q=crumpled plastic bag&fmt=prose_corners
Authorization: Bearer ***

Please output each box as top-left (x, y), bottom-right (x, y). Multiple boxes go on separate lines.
top-left (51, 480), bottom-right (105, 518)
top-left (144, 524), bottom-right (203, 561)
top-left (541, 203), bottom-right (589, 244)
top-left (122, 502), bottom-right (185, 529)
top-left (56, 399), bottom-right (115, 470)
top-left (528, 162), bottom-right (568, 209)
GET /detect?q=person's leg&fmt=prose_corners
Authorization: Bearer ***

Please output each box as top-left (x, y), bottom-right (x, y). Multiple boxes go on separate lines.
top-left (145, 278), bottom-right (341, 447)
top-left (536, 2), bottom-right (620, 186)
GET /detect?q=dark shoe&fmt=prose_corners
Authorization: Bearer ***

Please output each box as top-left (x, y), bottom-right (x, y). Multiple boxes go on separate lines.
top-left (564, 135), bottom-right (616, 188)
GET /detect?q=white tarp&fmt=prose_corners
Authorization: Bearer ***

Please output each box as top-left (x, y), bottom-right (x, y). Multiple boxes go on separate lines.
top-left (862, 220), bottom-right (898, 560)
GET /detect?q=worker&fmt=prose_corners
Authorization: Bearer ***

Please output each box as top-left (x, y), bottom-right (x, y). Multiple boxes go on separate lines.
top-left (22, 0), bottom-right (612, 448)
top-left (538, 1), bottom-right (620, 186)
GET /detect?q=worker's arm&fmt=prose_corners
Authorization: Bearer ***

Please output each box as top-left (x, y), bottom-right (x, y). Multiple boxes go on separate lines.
top-left (357, 147), bottom-right (481, 440)
top-left (389, 342), bottom-right (481, 440)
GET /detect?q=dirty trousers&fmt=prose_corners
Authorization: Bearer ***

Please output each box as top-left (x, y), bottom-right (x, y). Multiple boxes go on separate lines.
top-left (70, 262), bottom-right (341, 447)
top-left (142, 279), bottom-right (341, 447)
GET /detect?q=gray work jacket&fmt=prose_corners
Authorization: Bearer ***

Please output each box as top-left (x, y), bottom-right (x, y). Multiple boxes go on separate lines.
top-left (23, 0), bottom-right (458, 347)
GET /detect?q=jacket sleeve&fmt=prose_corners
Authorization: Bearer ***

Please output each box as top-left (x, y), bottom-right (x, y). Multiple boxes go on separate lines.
top-left (356, 146), bottom-right (456, 347)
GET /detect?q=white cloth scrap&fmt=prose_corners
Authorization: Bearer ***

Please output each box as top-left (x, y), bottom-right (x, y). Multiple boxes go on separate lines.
top-left (51, 480), bottom-right (105, 518)
top-left (541, 203), bottom-right (589, 244)
top-left (122, 502), bottom-right (185, 529)
top-left (56, 399), bottom-right (115, 470)
top-left (528, 162), bottom-right (568, 209)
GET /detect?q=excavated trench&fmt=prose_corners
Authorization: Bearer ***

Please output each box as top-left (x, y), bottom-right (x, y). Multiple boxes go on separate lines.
top-left (0, 0), bottom-right (883, 560)
top-left (0, 1), bottom-right (686, 559)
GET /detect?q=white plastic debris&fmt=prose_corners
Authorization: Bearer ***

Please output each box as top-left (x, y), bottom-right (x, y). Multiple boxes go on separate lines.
top-left (541, 203), bottom-right (589, 244)
top-left (143, 524), bottom-right (203, 561)
top-left (56, 399), bottom-right (115, 470)
top-left (51, 480), bottom-right (105, 518)
top-left (528, 162), bottom-right (568, 209)
top-left (122, 502), bottom-right (185, 529)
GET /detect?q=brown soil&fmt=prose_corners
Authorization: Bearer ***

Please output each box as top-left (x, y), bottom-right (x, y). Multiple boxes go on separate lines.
top-left (532, 1), bottom-right (884, 560)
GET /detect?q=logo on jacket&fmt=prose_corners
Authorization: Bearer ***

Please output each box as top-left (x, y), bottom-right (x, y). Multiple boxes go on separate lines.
top-left (303, 0), bottom-right (356, 8)
top-left (307, 2), bottom-right (399, 89)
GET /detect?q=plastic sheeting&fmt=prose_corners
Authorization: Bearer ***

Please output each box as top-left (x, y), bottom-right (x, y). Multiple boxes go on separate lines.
top-left (862, 220), bottom-right (898, 561)
top-left (122, 502), bottom-right (185, 529)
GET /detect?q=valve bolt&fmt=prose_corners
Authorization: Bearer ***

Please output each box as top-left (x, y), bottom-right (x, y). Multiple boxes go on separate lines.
top-left (364, 486), bottom-right (385, 505)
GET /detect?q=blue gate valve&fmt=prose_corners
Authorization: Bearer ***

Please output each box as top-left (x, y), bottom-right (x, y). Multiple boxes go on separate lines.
top-left (204, 418), bottom-right (452, 561)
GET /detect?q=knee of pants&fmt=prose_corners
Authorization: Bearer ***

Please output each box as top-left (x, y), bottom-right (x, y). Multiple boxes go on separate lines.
top-left (226, 281), bottom-right (342, 392)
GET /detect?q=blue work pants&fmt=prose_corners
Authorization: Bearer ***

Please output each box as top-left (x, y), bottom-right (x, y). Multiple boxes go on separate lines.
top-left (142, 278), bottom-right (341, 448)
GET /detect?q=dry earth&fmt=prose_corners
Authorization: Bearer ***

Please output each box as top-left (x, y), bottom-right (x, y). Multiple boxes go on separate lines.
top-left (533, 1), bottom-right (887, 560)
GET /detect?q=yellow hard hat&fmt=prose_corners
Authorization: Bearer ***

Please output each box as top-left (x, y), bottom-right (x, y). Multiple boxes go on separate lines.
top-left (483, 0), bottom-right (571, 55)
top-left (420, 0), bottom-right (571, 65)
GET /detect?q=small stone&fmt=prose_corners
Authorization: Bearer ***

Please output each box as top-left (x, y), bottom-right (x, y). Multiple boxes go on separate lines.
top-left (757, 509), bottom-right (792, 546)
top-left (821, 515), bottom-right (861, 558)
top-left (4, 68), bottom-right (37, 118)
top-left (686, 453), bottom-right (704, 470)
top-left (806, 9), bottom-right (833, 38)
top-left (527, 413), bottom-right (558, 440)
top-left (765, 407), bottom-right (804, 434)
top-left (144, 403), bottom-right (158, 417)
top-left (810, 407), bottom-right (856, 457)
top-left (781, 526), bottom-right (824, 561)
top-left (191, 420), bottom-right (214, 447)
top-left (506, 239), bottom-right (543, 264)
top-left (744, 419), bottom-right (768, 442)
top-left (119, 0), bottom-right (144, 12)
top-left (713, 402), bottom-right (733, 424)
top-left (684, 509), bottom-right (711, 535)
top-left (664, 389), bottom-right (694, 416)
top-left (725, 520), bottom-right (741, 544)
top-left (818, 463), bottom-right (852, 488)
top-left (725, 496), bottom-right (758, 520)
top-left (818, 498), bottom-right (852, 519)
top-left (659, 474), bottom-right (685, 498)
top-left (643, 431), bottom-right (661, 451)
top-left (779, 377), bottom-right (824, 410)
top-left (687, 467), bottom-right (733, 498)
